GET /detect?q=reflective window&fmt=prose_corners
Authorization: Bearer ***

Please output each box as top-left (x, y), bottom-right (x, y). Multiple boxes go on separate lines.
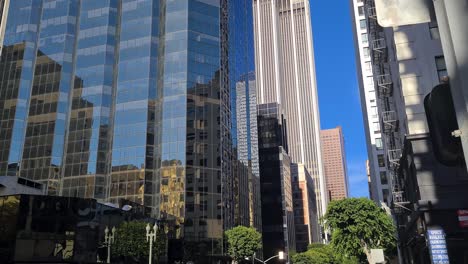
top-left (378, 154), bottom-right (386, 167)
top-left (380, 171), bottom-right (388, 185)
top-left (360, 19), bottom-right (366, 30)
top-left (435, 56), bottom-right (447, 82)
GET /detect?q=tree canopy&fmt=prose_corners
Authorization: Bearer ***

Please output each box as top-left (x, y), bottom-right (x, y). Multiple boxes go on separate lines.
top-left (294, 243), bottom-right (335, 264)
top-left (112, 221), bottom-right (166, 263)
top-left (292, 243), bottom-right (359, 264)
top-left (323, 198), bottom-right (396, 262)
top-left (225, 226), bottom-right (262, 262)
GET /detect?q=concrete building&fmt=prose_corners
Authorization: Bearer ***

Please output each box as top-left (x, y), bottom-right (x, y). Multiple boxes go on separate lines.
top-left (351, 0), bottom-right (468, 262)
top-left (291, 163), bottom-right (320, 252)
top-left (257, 103), bottom-right (295, 263)
top-left (351, 0), bottom-right (446, 206)
top-left (253, 0), bottom-right (327, 218)
top-left (320, 127), bottom-right (349, 200)
top-left (350, 0), bottom-right (391, 204)
top-left (0, 176), bottom-right (44, 196)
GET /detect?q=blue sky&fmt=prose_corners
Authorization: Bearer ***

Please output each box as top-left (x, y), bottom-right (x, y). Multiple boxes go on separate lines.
top-left (310, 0), bottom-right (369, 197)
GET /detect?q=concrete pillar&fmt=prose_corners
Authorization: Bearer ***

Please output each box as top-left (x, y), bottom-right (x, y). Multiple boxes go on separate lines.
top-left (433, 0), bottom-right (468, 170)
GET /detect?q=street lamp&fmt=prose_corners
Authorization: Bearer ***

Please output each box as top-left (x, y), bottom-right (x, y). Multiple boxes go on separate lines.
top-left (246, 251), bottom-right (285, 263)
top-left (104, 226), bottom-right (116, 264)
top-left (146, 223), bottom-right (158, 264)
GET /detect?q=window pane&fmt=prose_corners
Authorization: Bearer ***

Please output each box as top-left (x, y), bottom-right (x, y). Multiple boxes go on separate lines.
top-left (430, 25), bottom-right (440, 40)
top-left (435, 56), bottom-right (446, 70)
top-left (358, 6), bottom-right (364, 16)
top-left (380, 171), bottom-right (388, 185)
top-left (365, 62), bottom-right (372, 73)
top-left (438, 70), bottom-right (448, 82)
top-left (371, 106), bottom-right (378, 118)
top-left (435, 56), bottom-right (447, 82)
top-left (373, 121), bottom-right (380, 133)
top-left (362, 33), bottom-right (368, 45)
top-left (363, 47), bottom-right (370, 58)
top-left (360, 20), bottom-right (366, 30)
top-left (383, 189), bottom-right (389, 204)
top-left (378, 154), bottom-right (385, 167)
top-left (375, 138), bottom-right (383, 149)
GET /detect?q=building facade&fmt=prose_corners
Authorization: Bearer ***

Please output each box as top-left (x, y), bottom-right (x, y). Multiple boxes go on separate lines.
top-left (351, 0), bottom-right (468, 262)
top-left (291, 163), bottom-right (319, 252)
top-left (235, 72), bottom-right (262, 231)
top-left (253, 0), bottom-right (327, 217)
top-left (0, 0), bottom-right (257, 261)
top-left (350, 0), bottom-right (391, 204)
top-left (0, 194), bottom-right (152, 263)
top-left (257, 102), bottom-right (295, 263)
top-left (320, 127), bottom-right (349, 200)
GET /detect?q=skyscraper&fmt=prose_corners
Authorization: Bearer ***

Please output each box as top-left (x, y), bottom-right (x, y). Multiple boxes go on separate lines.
top-left (253, 0), bottom-right (327, 217)
top-left (257, 102), bottom-right (295, 262)
top-left (320, 127), bottom-right (349, 200)
top-left (0, 0), bottom-right (257, 261)
top-left (291, 163), bottom-right (319, 252)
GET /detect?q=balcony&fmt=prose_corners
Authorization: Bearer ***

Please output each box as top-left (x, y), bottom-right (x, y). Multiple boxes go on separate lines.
top-left (382, 111), bottom-right (399, 133)
top-left (388, 149), bottom-right (402, 166)
top-left (367, 7), bottom-right (377, 19)
top-left (376, 74), bottom-right (393, 97)
top-left (372, 38), bottom-right (386, 51)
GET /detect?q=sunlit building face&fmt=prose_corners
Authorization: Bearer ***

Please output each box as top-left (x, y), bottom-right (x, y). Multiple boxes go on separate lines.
top-left (0, 0), bottom-right (256, 260)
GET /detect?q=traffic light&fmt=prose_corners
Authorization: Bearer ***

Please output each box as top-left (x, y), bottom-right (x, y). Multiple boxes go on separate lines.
top-left (424, 83), bottom-right (464, 166)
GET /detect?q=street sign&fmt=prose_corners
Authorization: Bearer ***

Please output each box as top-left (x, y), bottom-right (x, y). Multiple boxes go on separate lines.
top-left (427, 229), bottom-right (449, 264)
top-left (370, 249), bottom-right (385, 264)
top-left (457, 210), bottom-right (468, 228)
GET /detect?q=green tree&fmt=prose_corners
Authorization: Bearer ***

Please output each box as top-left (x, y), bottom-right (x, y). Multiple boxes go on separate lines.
top-left (303, 243), bottom-right (336, 263)
top-left (225, 226), bottom-right (262, 263)
top-left (112, 221), bottom-right (166, 263)
top-left (323, 198), bottom-right (396, 262)
top-left (291, 252), bottom-right (315, 264)
top-left (292, 243), bottom-right (359, 264)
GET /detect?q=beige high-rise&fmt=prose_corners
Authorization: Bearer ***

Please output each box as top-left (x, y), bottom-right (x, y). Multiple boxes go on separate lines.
top-left (321, 127), bottom-right (349, 200)
top-left (253, 0), bottom-right (327, 216)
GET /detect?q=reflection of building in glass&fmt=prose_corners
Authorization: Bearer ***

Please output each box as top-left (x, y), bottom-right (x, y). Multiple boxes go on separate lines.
top-left (257, 103), bottom-right (295, 263)
top-left (235, 72), bottom-right (262, 231)
top-left (0, 0), bottom-right (256, 261)
top-left (0, 43), bottom-right (27, 175)
top-left (291, 163), bottom-right (320, 252)
top-left (233, 159), bottom-right (250, 227)
top-left (0, 194), bottom-right (151, 263)
top-left (0, 0), bottom-right (8, 52)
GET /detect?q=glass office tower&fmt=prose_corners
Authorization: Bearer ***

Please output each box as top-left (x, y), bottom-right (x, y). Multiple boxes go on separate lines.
top-left (0, 0), bottom-right (256, 261)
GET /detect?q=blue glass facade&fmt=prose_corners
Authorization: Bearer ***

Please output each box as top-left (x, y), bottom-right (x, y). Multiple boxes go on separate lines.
top-left (0, 0), bottom-right (257, 260)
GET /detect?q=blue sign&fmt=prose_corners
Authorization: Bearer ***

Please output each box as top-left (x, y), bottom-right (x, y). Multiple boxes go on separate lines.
top-left (427, 229), bottom-right (450, 264)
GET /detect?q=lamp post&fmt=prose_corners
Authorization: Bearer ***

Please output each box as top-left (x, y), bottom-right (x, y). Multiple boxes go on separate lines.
top-left (146, 223), bottom-right (158, 264)
top-left (246, 251), bottom-right (285, 263)
top-left (104, 226), bottom-right (116, 264)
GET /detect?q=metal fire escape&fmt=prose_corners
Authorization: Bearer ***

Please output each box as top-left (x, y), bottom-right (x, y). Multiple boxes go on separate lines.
top-left (365, 0), bottom-right (407, 211)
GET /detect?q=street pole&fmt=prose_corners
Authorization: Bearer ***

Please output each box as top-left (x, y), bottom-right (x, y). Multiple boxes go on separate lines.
top-left (146, 223), bottom-right (158, 264)
top-left (104, 226), bottom-right (116, 264)
top-left (249, 251), bottom-right (284, 264)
